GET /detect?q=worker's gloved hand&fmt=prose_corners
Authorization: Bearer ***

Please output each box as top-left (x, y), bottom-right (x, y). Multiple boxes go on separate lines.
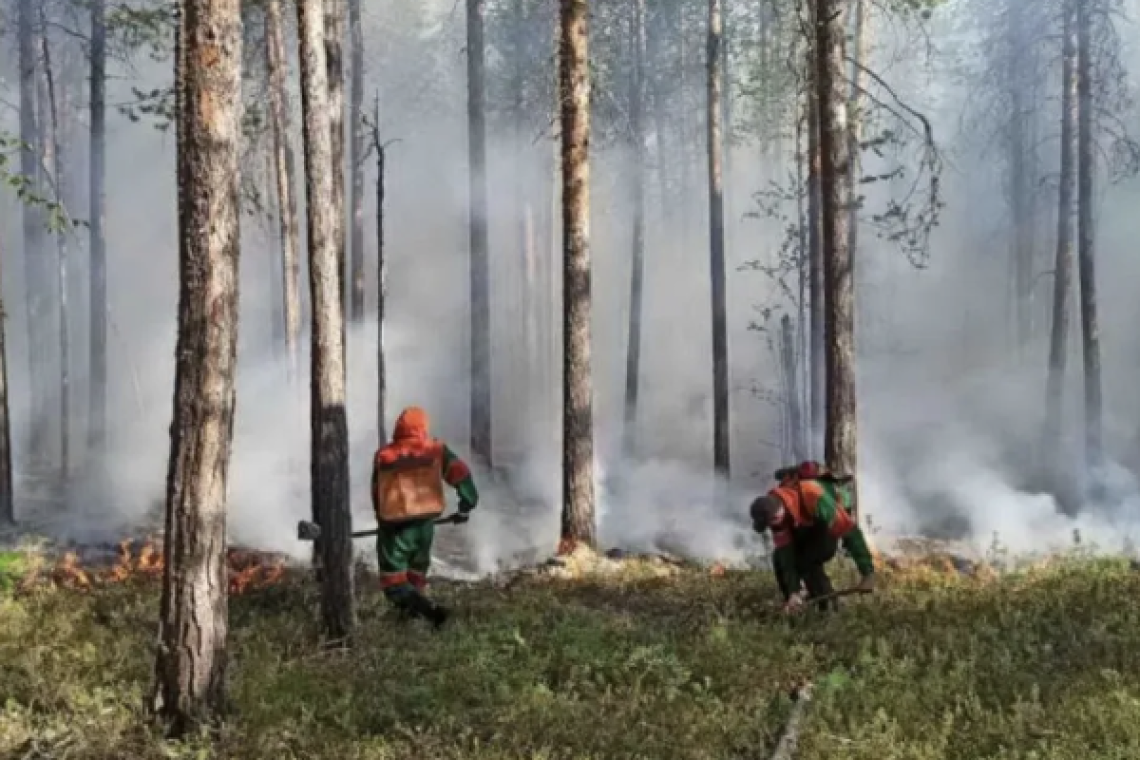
top-left (450, 512), bottom-right (470, 524)
top-left (782, 589), bottom-right (808, 615)
top-left (855, 572), bottom-right (875, 593)
top-left (458, 498), bottom-right (476, 514)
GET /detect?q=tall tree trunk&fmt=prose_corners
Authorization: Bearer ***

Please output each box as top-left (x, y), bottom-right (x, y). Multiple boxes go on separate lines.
top-left (0, 290), bottom-right (12, 525)
top-left (299, 0), bottom-right (355, 641)
top-left (266, 0), bottom-right (302, 383)
top-left (847, 0), bottom-right (867, 257)
top-left (622, 0), bottom-right (646, 459)
top-left (39, 26), bottom-right (70, 487)
top-left (816, 0), bottom-right (856, 482)
top-left (153, 0), bottom-right (242, 734)
top-left (88, 0), bottom-right (108, 491)
top-left (1075, 0), bottom-right (1102, 485)
top-left (324, 0), bottom-right (347, 332)
top-left (558, 0), bottom-right (595, 552)
top-left (348, 0), bottom-right (365, 323)
top-left (1008, 0), bottom-right (1034, 356)
top-left (706, 0), bottom-right (730, 480)
top-left (806, 51), bottom-right (824, 457)
top-left (18, 0), bottom-right (48, 470)
top-left (371, 95), bottom-right (388, 442)
top-left (780, 314), bottom-right (805, 460)
top-left (1045, 0), bottom-right (1076, 500)
top-left (467, 0), bottom-right (492, 466)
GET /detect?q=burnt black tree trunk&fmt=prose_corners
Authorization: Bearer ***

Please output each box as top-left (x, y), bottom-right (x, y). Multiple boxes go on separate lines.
top-left (299, 0), bottom-right (356, 641)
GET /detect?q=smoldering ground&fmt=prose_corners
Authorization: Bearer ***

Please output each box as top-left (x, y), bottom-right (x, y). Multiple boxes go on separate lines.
top-left (4, 0), bottom-right (1140, 572)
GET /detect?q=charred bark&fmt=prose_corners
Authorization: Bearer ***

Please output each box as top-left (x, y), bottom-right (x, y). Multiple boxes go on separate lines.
top-left (622, 0), bottom-right (646, 459)
top-left (348, 0), bottom-right (365, 323)
top-left (266, 0), bottom-right (302, 383)
top-left (467, 0), bottom-right (492, 466)
top-left (706, 0), bottom-right (730, 480)
top-left (1075, 0), bottom-right (1102, 482)
top-left (558, 0), bottom-right (596, 552)
top-left (153, 0), bottom-right (242, 734)
top-left (816, 0), bottom-right (856, 482)
top-left (1045, 0), bottom-right (1076, 499)
top-left (88, 0), bottom-right (108, 489)
top-left (299, 0), bottom-right (356, 641)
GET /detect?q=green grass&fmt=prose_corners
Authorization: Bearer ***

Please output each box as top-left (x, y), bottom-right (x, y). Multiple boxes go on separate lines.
top-left (2, 554), bottom-right (1140, 759)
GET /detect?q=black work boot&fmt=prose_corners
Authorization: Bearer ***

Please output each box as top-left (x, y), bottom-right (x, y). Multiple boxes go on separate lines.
top-left (406, 593), bottom-right (450, 629)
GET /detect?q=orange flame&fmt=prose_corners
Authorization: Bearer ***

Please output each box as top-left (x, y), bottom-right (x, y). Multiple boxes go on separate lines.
top-left (35, 538), bottom-right (288, 595)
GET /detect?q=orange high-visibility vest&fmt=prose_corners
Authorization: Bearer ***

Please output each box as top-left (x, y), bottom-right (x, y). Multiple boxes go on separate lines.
top-left (768, 478), bottom-right (857, 548)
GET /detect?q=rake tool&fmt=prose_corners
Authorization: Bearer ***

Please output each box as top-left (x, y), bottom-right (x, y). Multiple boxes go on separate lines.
top-left (296, 512), bottom-right (468, 542)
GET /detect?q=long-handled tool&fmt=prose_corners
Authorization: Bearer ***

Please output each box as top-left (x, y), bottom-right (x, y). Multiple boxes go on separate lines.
top-left (297, 512), bottom-right (468, 542)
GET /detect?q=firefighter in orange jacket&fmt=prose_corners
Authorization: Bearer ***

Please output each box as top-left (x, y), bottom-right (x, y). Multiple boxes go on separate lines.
top-left (372, 406), bottom-right (479, 628)
top-left (750, 461), bottom-right (875, 612)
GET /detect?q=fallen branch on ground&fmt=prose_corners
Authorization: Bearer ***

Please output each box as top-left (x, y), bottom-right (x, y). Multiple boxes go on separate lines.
top-left (770, 682), bottom-right (813, 760)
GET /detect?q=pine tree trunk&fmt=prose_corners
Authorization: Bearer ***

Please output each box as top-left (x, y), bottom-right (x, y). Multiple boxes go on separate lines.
top-left (558, 0), bottom-right (595, 552)
top-left (467, 0), bottom-right (492, 466)
top-left (1075, 0), bottom-right (1102, 482)
top-left (1045, 0), bottom-right (1076, 498)
top-left (266, 0), bottom-right (303, 383)
top-left (372, 97), bottom-right (388, 442)
top-left (816, 0), bottom-right (856, 483)
top-left (706, 0), bottom-right (730, 480)
top-left (622, 0), bottom-right (646, 459)
top-left (87, 0), bottom-right (108, 491)
top-left (348, 0), bottom-right (365, 323)
top-left (0, 290), bottom-right (12, 525)
top-left (39, 26), bottom-right (71, 488)
top-left (324, 0), bottom-right (347, 330)
top-left (19, 0), bottom-right (49, 470)
top-left (847, 0), bottom-right (867, 257)
top-left (805, 47), bottom-right (824, 457)
top-left (153, 0), bottom-right (242, 733)
top-left (299, 0), bottom-right (355, 641)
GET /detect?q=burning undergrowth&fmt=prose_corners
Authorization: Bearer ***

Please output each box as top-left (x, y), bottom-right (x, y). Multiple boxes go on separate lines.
top-left (9, 537), bottom-right (293, 596)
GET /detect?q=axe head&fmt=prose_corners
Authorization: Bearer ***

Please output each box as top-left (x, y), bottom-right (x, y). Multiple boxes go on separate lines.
top-left (297, 520), bottom-right (322, 541)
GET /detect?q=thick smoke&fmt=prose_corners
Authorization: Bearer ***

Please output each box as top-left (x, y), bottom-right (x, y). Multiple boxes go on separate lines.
top-left (3, 0), bottom-right (1140, 571)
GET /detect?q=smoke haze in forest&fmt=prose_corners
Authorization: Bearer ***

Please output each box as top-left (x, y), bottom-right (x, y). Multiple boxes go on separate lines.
top-left (3, 0), bottom-right (1140, 571)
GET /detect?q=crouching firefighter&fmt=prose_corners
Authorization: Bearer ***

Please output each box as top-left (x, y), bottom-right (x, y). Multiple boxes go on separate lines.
top-left (372, 406), bottom-right (479, 628)
top-left (749, 461), bottom-right (875, 613)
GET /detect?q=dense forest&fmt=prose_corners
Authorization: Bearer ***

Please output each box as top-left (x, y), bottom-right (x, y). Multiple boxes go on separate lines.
top-left (2, 0), bottom-right (1140, 746)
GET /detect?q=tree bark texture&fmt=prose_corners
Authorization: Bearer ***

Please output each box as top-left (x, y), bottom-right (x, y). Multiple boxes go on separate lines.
top-left (706, 0), bottom-right (730, 479)
top-left (467, 0), bottom-right (492, 466)
top-left (816, 0), bottom-right (857, 482)
top-left (847, 0), bottom-right (867, 257)
top-left (1045, 0), bottom-right (1076, 491)
top-left (266, 0), bottom-right (303, 384)
top-left (40, 27), bottom-right (71, 485)
top-left (780, 314), bottom-right (805, 460)
top-left (622, 0), bottom-right (646, 459)
top-left (558, 0), bottom-right (596, 552)
top-left (154, 0), bottom-right (242, 734)
top-left (0, 293), bottom-right (12, 524)
top-left (88, 0), bottom-right (108, 484)
top-left (348, 0), bottom-right (365, 323)
top-left (371, 97), bottom-right (388, 443)
top-left (299, 0), bottom-right (356, 640)
top-left (806, 49), bottom-right (824, 457)
top-left (324, 0), bottom-right (347, 332)
top-left (18, 0), bottom-right (49, 467)
top-left (1075, 0), bottom-right (1102, 477)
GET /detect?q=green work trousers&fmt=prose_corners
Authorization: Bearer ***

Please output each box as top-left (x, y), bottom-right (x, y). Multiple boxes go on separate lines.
top-left (377, 519), bottom-right (436, 601)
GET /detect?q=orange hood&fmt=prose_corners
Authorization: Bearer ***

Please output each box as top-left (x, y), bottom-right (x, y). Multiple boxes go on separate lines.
top-left (392, 406), bottom-right (430, 443)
